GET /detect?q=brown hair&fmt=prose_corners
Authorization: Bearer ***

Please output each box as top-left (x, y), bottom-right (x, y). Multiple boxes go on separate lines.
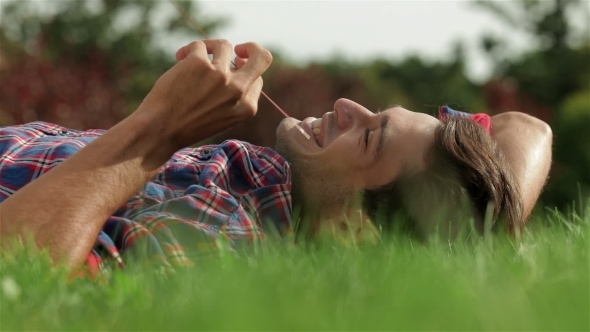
top-left (363, 116), bottom-right (524, 238)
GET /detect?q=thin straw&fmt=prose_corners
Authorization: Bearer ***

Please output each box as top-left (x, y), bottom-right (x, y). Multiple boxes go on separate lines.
top-left (167, 0), bottom-right (310, 139)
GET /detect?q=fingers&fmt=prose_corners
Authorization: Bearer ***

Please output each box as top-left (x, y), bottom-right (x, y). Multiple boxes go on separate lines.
top-left (175, 39), bottom-right (233, 68)
top-left (175, 40), bottom-right (208, 62)
top-left (173, 40), bottom-right (267, 117)
top-left (202, 39), bottom-right (233, 69)
top-left (234, 42), bottom-right (273, 84)
top-left (143, 40), bottom-right (272, 148)
top-left (176, 41), bottom-right (272, 81)
top-left (238, 77), bottom-right (264, 119)
top-left (233, 57), bottom-right (247, 70)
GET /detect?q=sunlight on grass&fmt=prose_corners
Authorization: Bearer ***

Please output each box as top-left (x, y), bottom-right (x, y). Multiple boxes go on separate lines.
top-left (1, 203), bottom-right (589, 330)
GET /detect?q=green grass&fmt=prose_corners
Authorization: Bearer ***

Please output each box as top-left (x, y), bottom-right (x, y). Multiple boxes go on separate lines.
top-left (1, 204), bottom-right (589, 331)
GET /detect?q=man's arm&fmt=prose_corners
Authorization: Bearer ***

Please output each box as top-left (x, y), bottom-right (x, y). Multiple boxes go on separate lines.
top-left (0, 40), bottom-right (272, 269)
top-left (491, 112), bottom-right (553, 221)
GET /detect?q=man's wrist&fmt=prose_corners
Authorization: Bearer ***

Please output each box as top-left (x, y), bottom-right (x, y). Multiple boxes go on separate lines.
top-left (111, 106), bottom-right (178, 174)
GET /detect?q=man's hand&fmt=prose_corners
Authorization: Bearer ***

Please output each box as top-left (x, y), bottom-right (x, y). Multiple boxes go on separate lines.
top-left (135, 39), bottom-right (272, 150)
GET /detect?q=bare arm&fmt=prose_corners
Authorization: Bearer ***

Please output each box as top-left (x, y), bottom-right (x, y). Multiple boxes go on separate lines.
top-left (0, 40), bottom-right (272, 269)
top-left (0, 114), bottom-right (170, 268)
top-left (491, 112), bottom-right (553, 221)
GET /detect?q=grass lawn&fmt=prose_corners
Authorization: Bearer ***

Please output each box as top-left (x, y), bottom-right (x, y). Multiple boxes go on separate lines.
top-left (1, 203), bottom-right (589, 331)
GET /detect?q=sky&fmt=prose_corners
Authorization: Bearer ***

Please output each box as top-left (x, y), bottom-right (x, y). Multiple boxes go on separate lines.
top-left (189, 0), bottom-right (537, 83)
top-left (11, 0), bottom-right (585, 83)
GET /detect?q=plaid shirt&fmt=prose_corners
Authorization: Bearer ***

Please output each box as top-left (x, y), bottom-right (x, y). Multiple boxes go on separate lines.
top-left (0, 122), bottom-right (292, 276)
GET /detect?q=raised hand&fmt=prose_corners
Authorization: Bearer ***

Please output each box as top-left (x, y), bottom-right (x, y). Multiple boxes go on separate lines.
top-left (136, 39), bottom-right (272, 150)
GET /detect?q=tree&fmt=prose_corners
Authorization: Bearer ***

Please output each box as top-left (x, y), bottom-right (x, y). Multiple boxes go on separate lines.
top-left (0, 0), bottom-right (225, 128)
top-left (474, 0), bottom-right (589, 107)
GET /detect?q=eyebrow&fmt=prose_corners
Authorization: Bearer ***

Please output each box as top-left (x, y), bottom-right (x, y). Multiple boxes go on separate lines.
top-left (375, 114), bottom-right (390, 158)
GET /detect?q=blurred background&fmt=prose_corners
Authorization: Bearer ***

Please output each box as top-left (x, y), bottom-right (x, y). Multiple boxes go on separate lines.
top-left (0, 0), bottom-right (588, 212)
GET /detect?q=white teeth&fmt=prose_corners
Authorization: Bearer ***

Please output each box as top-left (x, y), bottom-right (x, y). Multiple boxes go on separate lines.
top-left (310, 118), bottom-right (322, 146)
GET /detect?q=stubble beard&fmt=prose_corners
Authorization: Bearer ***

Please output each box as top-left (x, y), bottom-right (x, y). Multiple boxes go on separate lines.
top-left (275, 125), bottom-right (355, 228)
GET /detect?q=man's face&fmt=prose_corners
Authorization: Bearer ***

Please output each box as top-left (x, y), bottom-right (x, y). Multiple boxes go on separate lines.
top-left (275, 98), bottom-right (440, 236)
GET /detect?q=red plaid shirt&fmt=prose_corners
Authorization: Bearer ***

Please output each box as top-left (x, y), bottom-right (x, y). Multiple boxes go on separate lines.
top-left (0, 122), bottom-right (292, 276)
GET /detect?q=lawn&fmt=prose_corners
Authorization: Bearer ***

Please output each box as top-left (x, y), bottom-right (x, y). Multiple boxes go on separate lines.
top-left (1, 203), bottom-right (588, 331)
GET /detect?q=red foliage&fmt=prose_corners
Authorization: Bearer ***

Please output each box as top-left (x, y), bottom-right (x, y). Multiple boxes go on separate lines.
top-left (483, 77), bottom-right (551, 123)
top-left (0, 50), bottom-right (127, 129)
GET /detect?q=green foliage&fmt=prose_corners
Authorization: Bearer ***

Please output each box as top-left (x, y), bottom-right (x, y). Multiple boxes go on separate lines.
top-left (473, 0), bottom-right (589, 107)
top-left (502, 45), bottom-right (590, 107)
top-left (544, 88), bottom-right (590, 210)
top-left (1, 204), bottom-right (589, 330)
top-left (472, 0), bottom-right (586, 51)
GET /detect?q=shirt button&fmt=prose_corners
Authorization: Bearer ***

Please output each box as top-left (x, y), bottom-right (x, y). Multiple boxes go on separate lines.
top-left (202, 149), bottom-right (212, 156)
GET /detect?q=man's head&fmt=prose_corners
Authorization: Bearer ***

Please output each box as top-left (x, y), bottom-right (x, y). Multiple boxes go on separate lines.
top-left (275, 98), bottom-right (523, 240)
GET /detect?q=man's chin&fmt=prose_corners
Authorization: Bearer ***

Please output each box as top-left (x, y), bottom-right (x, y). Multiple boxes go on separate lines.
top-left (276, 118), bottom-right (299, 135)
top-left (274, 118), bottom-right (299, 158)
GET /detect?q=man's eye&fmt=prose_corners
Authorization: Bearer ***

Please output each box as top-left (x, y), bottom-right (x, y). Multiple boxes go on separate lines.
top-left (364, 129), bottom-right (370, 150)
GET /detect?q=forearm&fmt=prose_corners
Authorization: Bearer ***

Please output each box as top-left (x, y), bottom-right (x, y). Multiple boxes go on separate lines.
top-left (0, 111), bottom-right (175, 269)
top-left (491, 112), bottom-right (553, 220)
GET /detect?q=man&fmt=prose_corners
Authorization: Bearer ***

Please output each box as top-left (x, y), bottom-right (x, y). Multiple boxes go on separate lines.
top-left (0, 40), bottom-right (552, 275)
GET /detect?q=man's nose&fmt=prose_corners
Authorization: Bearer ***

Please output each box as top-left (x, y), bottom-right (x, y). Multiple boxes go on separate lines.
top-left (334, 98), bottom-right (370, 130)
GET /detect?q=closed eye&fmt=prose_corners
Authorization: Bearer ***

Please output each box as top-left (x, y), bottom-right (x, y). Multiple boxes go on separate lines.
top-left (364, 128), bottom-right (370, 150)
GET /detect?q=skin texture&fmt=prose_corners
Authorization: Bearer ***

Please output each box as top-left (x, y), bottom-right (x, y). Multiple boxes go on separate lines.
top-left (0, 39), bottom-right (273, 270)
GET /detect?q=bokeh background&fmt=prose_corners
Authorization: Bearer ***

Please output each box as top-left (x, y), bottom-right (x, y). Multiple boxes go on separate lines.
top-left (0, 0), bottom-right (588, 212)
